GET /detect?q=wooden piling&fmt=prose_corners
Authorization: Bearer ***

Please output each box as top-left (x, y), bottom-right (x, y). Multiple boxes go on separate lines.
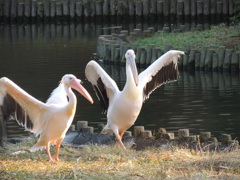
top-left (31, 0), bottom-right (37, 19)
top-left (25, 0), bottom-right (31, 19)
top-left (178, 129), bottom-right (189, 140)
top-left (95, 1), bottom-right (103, 16)
top-left (62, 0), bottom-right (69, 17)
top-left (203, 0), bottom-right (210, 16)
top-left (230, 52), bottom-right (239, 72)
top-left (170, 0), bottom-right (177, 16)
top-left (135, 1), bottom-right (143, 17)
top-left (124, 131), bottom-right (132, 137)
top-left (11, 0), bottom-right (17, 21)
top-left (69, 0), bottom-right (75, 18)
top-left (44, 0), bottom-right (50, 18)
top-left (223, 49), bottom-right (233, 71)
top-left (187, 49), bottom-right (197, 70)
top-left (197, 1), bottom-right (203, 16)
top-left (4, 0), bottom-right (10, 19)
top-left (76, 2), bottom-right (83, 19)
top-left (204, 49), bottom-right (214, 71)
top-left (141, 130), bottom-right (153, 138)
top-left (82, 127), bottom-right (94, 133)
top-left (50, 0), bottom-right (56, 18)
top-left (191, 0), bottom-right (197, 17)
top-left (37, 3), bottom-right (44, 20)
top-left (221, 134), bottom-right (231, 145)
top-left (200, 46), bottom-right (208, 70)
top-left (163, 0), bottom-right (170, 17)
top-left (142, 0), bottom-right (149, 17)
top-left (200, 132), bottom-right (211, 142)
top-left (210, 0), bottom-right (216, 15)
top-left (177, 1), bottom-right (184, 17)
top-left (184, 0), bottom-right (191, 16)
top-left (77, 121), bottom-right (88, 132)
top-left (195, 52), bottom-right (201, 70)
top-left (212, 53), bottom-right (219, 71)
top-left (134, 126), bottom-right (144, 137)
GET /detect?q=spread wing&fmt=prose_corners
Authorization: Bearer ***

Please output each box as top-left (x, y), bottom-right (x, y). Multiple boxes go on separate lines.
top-left (139, 50), bottom-right (184, 102)
top-left (0, 77), bottom-right (48, 133)
top-left (85, 61), bottom-right (119, 114)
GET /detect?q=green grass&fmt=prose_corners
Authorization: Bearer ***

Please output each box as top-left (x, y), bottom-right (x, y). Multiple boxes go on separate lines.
top-left (130, 24), bottom-right (240, 51)
top-left (0, 138), bottom-right (240, 179)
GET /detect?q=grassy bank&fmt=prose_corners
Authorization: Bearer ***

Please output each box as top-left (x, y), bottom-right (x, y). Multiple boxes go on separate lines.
top-left (0, 138), bottom-right (240, 179)
top-left (130, 24), bottom-right (240, 51)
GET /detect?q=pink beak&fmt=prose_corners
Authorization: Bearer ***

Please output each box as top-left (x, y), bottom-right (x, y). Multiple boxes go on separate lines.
top-left (71, 79), bottom-right (94, 104)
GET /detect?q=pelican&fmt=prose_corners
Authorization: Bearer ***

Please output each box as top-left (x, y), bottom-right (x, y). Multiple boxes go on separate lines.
top-left (0, 74), bottom-right (93, 162)
top-left (85, 49), bottom-right (184, 148)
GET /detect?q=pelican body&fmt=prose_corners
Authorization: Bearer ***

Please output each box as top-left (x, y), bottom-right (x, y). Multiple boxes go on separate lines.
top-left (85, 50), bottom-right (184, 148)
top-left (0, 74), bottom-right (93, 162)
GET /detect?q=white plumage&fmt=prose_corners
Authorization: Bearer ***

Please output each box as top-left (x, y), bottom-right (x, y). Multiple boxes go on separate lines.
top-left (0, 74), bottom-right (93, 162)
top-left (85, 50), bottom-right (184, 148)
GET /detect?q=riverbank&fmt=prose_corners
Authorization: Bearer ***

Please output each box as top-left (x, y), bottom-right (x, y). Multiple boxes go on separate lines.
top-left (97, 24), bottom-right (240, 71)
top-left (0, 137), bottom-right (240, 179)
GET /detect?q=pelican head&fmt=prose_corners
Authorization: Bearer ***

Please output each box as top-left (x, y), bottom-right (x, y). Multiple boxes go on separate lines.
top-left (62, 74), bottom-right (93, 104)
top-left (125, 49), bottom-right (138, 86)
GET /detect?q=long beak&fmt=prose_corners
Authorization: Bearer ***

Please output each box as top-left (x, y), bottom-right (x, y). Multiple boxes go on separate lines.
top-left (71, 79), bottom-right (94, 104)
top-left (128, 55), bottom-right (139, 86)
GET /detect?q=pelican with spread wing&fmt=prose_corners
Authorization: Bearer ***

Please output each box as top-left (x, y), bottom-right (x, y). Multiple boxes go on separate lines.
top-left (0, 74), bottom-right (93, 162)
top-left (85, 49), bottom-right (184, 148)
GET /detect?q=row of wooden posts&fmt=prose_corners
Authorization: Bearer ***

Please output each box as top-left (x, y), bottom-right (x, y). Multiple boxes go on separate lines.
top-left (0, 0), bottom-right (238, 22)
top-left (97, 27), bottom-right (240, 72)
top-left (68, 120), bottom-right (239, 148)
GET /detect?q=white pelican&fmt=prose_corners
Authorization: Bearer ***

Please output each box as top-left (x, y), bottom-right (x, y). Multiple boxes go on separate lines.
top-left (0, 74), bottom-right (93, 162)
top-left (85, 49), bottom-right (184, 148)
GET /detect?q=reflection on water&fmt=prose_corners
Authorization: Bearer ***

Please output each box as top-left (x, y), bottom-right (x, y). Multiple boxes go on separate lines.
top-left (0, 21), bottom-right (239, 142)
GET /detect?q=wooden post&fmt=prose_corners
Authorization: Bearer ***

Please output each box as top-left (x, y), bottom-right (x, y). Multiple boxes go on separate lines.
top-left (210, 0), bottom-right (216, 15)
top-left (231, 52), bottom-right (239, 72)
top-left (103, 0), bottom-right (109, 16)
top-left (204, 49), bottom-right (214, 71)
top-left (124, 131), bottom-right (132, 137)
top-left (200, 46), bottom-right (208, 70)
top-left (187, 49), bottom-right (196, 71)
top-left (203, 0), bottom-right (210, 16)
top-left (31, 0), bottom-right (37, 19)
top-left (163, 0), bottom-right (170, 17)
top-left (221, 134), bottom-right (231, 145)
top-left (170, 0), bottom-right (177, 16)
top-left (195, 52), bottom-right (201, 70)
top-left (212, 53), bottom-right (219, 71)
top-left (178, 129), bottom-right (189, 140)
top-left (184, 0), bottom-right (191, 16)
top-left (140, 49), bottom-right (147, 67)
top-left (69, 0), bottom-right (75, 19)
top-left (17, 3), bottom-right (24, 21)
top-left (4, 0), bottom-right (10, 19)
top-left (222, 0), bottom-right (228, 16)
top-left (141, 130), bottom-right (153, 138)
top-left (76, 2), bottom-right (83, 19)
top-left (150, 0), bottom-right (157, 15)
top-left (44, 0), bottom-right (50, 18)
top-left (62, 0), bottom-right (69, 17)
top-left (217, 46), bottom-right (225, 71)
top-left (223, 49), bottom-right (233, 71)
top-left (157, 0), bottom-right (163, 18)
top-left (77, 121), bottom-right (88, 132)
top-left (191, 0), bottom-right (197, 17)
top-left (134, 126), bottom-right (144, 137)
top-left (56, 2), bottom-right (62, 18)
top-left (95, 1), bottom-right (103, 16)
top-left (10, 0), bottom-right (17, 21)
top-left (199, 132), bottom-right (211, 142)
top-left (0, 106), bottom-right (7, 144)
top-left (197, 0), bottom-right (203, 16)
top-left (177, 0), bottom-right (184, 18)
top-left (25, 0), bottom-right (31, 19)
top-left (142, 0), bottom-right (149, 17)
top-left (82, 127), bottom-right (94, 133)
top-left (50, 0), bottom-right (56, 18)
top-left (37, 3), bottom-right (44, 20)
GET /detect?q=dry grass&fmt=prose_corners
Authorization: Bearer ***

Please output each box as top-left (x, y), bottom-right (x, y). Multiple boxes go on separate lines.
top-left (0, 138), bottom-right (240, 179)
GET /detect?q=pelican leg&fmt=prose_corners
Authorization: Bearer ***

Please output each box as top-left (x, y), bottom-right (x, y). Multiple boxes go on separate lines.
top-left (52, 138), bottom-right (63, 162)
top-left (119, 131), bottom-right (124, 140)
top-left (112, 127), bottom-right (126, 149)
top-left (46, 142), bottom-right (54, 162)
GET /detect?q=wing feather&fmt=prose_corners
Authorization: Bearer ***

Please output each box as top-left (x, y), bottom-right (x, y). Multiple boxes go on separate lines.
top-left (85, 61), bottom-right (119, 113)
top-left (0, 77), bottom-right (47, 132)
top-left (139, 50), bottom-right (184, 101)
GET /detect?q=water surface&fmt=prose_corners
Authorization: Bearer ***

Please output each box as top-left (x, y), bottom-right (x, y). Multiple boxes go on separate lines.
top-left (0, 22), bottom-right (239, 141)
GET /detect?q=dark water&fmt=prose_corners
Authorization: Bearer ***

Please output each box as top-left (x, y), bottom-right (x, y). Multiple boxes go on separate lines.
top-left (0, 21), bottom-right (239, 142)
